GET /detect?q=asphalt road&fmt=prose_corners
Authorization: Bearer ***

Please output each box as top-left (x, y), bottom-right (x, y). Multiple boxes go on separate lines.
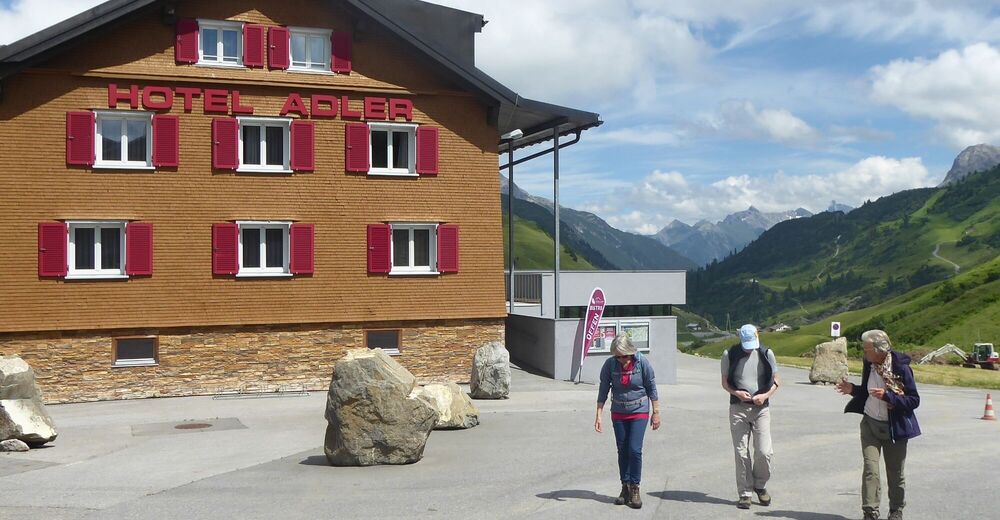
top-left (1, 354), bottom-right (996, 519)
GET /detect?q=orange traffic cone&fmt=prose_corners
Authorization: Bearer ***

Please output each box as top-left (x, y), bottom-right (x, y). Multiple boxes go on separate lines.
top-left (982, 393), bottom-right (997, 421)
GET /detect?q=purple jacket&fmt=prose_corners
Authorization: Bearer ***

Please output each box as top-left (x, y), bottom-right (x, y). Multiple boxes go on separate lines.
top-left (845, 351), bottom-right (921, 441)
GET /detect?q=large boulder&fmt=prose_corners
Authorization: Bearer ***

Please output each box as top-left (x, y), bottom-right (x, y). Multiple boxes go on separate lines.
top-left (809, 338), bottom-right (849, 384)
top-left (0, 356), bottom-right (57, 447)
top-left (470, 342), bottom-right (510, 399)
top-left (418, 383), bottom-right (479, 430)
top-left (324, 348), bottom-right (438, 466)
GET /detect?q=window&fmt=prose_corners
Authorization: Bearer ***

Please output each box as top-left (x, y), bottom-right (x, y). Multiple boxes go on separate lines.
top-left (113, 336), bottom-right (159, 367)
top-left (289, 27), bottom-right (331, 71)
top-left (366, 330), bottom-right (401, 355)
top-left (95, 111), bottom-right (152, 168)
top-left (390, 224), bottom-right (436, 274)
top-left (238, 118), bottom-right (290, 172)
top-left (199, 20), bottom-right (242, 66)
top-left (67, 221), bottom-right (126, 279)
top-left (237, 221), bottom-right (290, 276)
top-left (369, 123), bottom-right (416, 175)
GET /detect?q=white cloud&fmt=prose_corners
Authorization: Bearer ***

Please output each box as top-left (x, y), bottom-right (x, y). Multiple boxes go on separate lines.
top-left (699, 99), bottom-right (822, 145)
top-left (590, 125), bottom-right (686, 146)
top-left (0, 0), bottom-right (103, 44)
top-left (870, 42), bottom-right (1000, 148)
top-left (599, 156), bottom-right (933, 232)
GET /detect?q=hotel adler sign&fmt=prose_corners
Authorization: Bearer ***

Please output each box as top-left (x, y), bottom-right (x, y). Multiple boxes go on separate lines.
top-left (106, 83), bottom-right (415, 121)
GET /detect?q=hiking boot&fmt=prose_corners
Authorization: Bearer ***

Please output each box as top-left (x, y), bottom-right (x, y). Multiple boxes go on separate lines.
top-left (863, 508), bottom-right (880, 520)
top-left (614, 482), bottom-right (628, 506)
top-left (754, 488), bottom-right (771, 506)
top-left (888, 510), bottom-right (903, 520)
top-left (627, 483), bottom-right (643, 509)
top-left (737, 496), bottom-right (751, 509)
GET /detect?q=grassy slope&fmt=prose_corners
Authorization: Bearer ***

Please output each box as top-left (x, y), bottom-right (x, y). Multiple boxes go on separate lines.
top-left (502, 214), bottom-right (594, 270)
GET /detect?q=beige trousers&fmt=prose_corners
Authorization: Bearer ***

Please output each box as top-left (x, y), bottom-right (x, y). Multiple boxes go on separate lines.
top-left (729, 402), bottom-right (773, 497)
top-left (861, 414), bottom-right (907, 514)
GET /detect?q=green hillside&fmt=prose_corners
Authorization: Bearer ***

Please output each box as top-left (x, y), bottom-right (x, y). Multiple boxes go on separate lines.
top-left (688, 166), bottom-right (1000, 329)
top-left (502, 213), bottom-right (595, 270)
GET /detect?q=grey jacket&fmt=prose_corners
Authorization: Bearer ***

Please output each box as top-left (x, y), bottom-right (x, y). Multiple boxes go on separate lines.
top-left (598, 354), bottom-right (658, 415)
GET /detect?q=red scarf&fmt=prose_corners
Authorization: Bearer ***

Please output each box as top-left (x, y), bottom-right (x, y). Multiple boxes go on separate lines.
top-left (621, 358), bottom-right (635, 386)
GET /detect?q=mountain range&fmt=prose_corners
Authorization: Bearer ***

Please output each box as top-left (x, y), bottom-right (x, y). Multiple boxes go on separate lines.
top-left (939, 143), bottom-right (1000, 186)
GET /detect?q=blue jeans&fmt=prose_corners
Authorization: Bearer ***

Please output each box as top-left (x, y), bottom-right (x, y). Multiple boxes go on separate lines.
top-left (613, 418), bottom-right (647, 484)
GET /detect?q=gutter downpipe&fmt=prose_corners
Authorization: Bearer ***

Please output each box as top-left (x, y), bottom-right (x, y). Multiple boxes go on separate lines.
top-left (507, 140), bottom-right (514, 314)
top-left (553, 127), bottom-right (560, 321)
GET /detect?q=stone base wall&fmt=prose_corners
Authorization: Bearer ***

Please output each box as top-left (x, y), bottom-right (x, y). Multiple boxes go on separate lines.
top-left (0, 319), bottom-right (505, 403)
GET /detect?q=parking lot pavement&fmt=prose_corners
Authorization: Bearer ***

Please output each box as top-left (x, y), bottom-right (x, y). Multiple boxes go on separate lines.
top-left (2, 354), bottom-right (996, 519)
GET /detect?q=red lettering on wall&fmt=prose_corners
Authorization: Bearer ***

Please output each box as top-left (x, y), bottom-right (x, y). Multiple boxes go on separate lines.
top-left (108, 84), bottom-right (139, 109)
top-left (203, 89), bottom-right (229, 113)
top-left (174, 87), bottom-right (201, 112)
top-left (341, 95), bottom-right (363, 119)
top-left (141, 86), bottom-right (174, 110)
top-left (311, 94), bottom-right (338, 117)
top-left (363, 97), bottom-right (387, 120)
top-left (388, 98), bottom-right (413, 121)
top-left (280, 93), bottom-right (308, 117)
top-left (231, 91), bottom-right (254, 115)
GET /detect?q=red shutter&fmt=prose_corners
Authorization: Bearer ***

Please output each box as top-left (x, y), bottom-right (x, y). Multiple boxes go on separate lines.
top-left (152, 115), bottom-right (179, 167)
top-left (416, 126), bottom-right (439, 176)
top-left (38, 222), bottom-right (68, 278)
top-left (367, 224), bottom-right (391, 274)
top-left (437, 224), bottom-right (459, 273)
top-left (289, 223), bottom-right (315, 275)
top-left (268, 26), bottom-right (290, 69)
top-left (331, 32), bottom-right (352, 73)
top-left (345, 122), bottom-right (369, 173)
top-left (212, 223), bottom-right (239, 275)
top-left (212, 118), bottom-right (239, 170)
top-left (175, 18), bottom-right (199, 64)
top-left (125, 222), bottom-right (154, 276)
top-left (290, 120), bottom-right (315, 172)
top-left (66, 111), bottom-right (95, 166)
top-left (244, 24), bottom-right (266, 68)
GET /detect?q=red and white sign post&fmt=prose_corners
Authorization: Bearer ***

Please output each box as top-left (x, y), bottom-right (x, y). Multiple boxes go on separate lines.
top-left (578, 287), bottom-right (607, 381)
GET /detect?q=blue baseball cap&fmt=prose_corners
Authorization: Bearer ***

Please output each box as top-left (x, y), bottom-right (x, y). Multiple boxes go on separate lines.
top-left (739, 324), bottom-right (760, 350)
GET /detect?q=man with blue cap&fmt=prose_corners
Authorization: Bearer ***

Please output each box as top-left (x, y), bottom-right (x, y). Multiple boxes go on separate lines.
top-left (721, 324), bottom-right (780, 510)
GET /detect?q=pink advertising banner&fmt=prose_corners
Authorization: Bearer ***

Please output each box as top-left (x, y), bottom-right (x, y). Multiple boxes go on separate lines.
top-left (582, 287), bottom-right (607, 360)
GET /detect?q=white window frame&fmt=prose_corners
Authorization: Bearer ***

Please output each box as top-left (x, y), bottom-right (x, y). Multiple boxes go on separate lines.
top-left (113, 336), bottom-right (159, 368)
top-left (198, 19), bottom-right (244, 67)
top-left (237, 117), bottom-right (291, 173)
top-left (365, 329), bottom-right (402, 356)
top-left (619, 320), bottom-right (652, 353)
top-left (368, 122), bottom-right (417, 176)
top-left (389, 223), bottom-right (438, 275)
top-left (94, 110), bottom-right (153, 170)
top-left (288, 26), bottom-right (332, 73)
top-left (236, 221), bottom-right (291, 277)
top-left (66, 220), bottom-right (128, 280)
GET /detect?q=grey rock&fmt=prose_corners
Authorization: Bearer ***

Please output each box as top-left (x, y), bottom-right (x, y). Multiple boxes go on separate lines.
top-left (939, 144), bottom-right (1000, 186)
top-left (809, 338), bottom-right (849, 384)
top-left (0, 355), bottom-right (57, 446)
top-left (1, 438), bottom-right (30, 452)
top-left (324, 348), bottom-right (438, 466)
top-left (470, 342), bottom-right (511, 399)
top-left (418, 383), bottom-right (479, 429)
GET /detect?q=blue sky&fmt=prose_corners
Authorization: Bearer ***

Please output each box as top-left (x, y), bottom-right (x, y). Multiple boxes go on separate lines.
top-left (4, 0), bottom-right (1000, 233)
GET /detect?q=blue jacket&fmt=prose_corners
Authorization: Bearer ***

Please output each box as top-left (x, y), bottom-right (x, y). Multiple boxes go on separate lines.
top-left (598, 354), bottom-right (658, 415)
top-left (845, 351), bottom-right (921, 441)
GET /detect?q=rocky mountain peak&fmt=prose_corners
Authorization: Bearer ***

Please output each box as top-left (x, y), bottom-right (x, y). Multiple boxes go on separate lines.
top-left (939, 144), bottom-right (1000, 186)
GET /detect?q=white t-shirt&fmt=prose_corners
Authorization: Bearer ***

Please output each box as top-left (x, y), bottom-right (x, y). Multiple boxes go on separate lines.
top-left (865, 370), bottom-right (890, 421)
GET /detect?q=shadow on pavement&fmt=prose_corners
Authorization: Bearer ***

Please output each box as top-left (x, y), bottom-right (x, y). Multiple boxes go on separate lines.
top-left (536, 490), bottom-right (616, 504)
top-left (299, 455), bottom-right (330, 466)
top-left (649, 490), bottom-right (732, 505)
top-left (756, 510), bottom-right (851, 520)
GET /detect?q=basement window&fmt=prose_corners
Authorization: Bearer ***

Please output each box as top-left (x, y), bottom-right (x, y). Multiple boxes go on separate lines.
top-left (113, 336), bottom-right (159, 367)
top-left (366, 330), bottom-right (401, 355)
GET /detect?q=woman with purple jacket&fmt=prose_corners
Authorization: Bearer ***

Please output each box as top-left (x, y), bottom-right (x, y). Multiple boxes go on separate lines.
top-left (595, 334), bottom-right (660, 509)
top-left (836, 330), bottom-right (921, 520)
